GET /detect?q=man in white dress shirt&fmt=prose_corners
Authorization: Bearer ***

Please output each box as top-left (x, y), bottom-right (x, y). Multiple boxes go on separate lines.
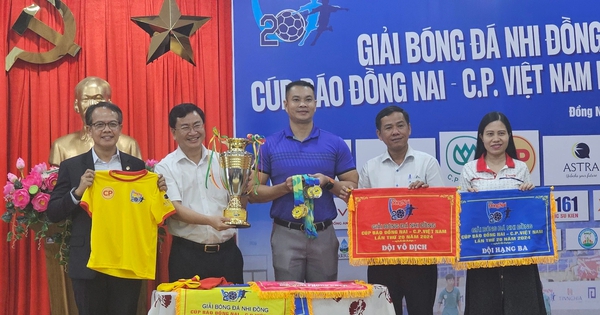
top-left (348, 105), bottom-right (444, 315)
top-left (155, 103), bottom-right (244, 283)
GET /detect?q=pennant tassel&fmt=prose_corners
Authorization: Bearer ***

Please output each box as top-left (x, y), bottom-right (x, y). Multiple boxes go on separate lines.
top-left (549, 190), bottom-right (559, 262)
top-left (351, 257), bottom-right (456, 266)
top-left (248, 281), bottom-right (373, 299)
top-left (455, 191), bottom-right (462, 266)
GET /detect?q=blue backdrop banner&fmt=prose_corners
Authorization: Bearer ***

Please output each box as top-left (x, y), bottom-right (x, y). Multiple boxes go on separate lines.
top-left (233, 1), bottom-right (600, 311)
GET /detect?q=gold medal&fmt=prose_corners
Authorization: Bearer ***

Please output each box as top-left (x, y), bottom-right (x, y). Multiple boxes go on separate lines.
top-left (311, 185), bottom-right (322, 198)
top-left (292, 204), bottom-right (308, 219)
top-left (304, 186), bottom-right (314, 199)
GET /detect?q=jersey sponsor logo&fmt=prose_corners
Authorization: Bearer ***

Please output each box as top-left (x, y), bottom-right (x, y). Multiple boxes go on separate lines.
top-left (130, 190), bottom-right (144, 203)
top-left (102, 187), bottom-right (115, 199)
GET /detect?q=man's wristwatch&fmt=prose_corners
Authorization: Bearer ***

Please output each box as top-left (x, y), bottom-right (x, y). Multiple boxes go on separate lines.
top-left (322, 177), bottom-right (335, 190)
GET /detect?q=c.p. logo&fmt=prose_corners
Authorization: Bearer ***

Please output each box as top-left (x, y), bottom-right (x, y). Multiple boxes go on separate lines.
top-left (513, 135), bottom-right (536, 173)
top-left (5, 0), bottom-right (80, 71)
top-left (102, 187), bottom-right (115, 200)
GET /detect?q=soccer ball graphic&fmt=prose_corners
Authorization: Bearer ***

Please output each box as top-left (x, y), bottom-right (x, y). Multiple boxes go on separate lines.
top-left (489, 211), bottom-right (503, 223)
top-left (275, 9), bottom-right (306, 42)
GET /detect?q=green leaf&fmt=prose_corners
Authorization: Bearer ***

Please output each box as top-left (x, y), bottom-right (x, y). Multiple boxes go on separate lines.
top-left (1, 211), bottom-right (13, 223)
top-left (7, 231), bottom-right (13, 242)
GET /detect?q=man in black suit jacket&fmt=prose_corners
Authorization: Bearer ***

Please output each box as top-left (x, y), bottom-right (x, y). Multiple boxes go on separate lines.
top-left (47, 102), bottom-right (164, 315)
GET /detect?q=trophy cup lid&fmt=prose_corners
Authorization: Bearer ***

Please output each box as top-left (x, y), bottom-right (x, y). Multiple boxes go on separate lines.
top-left (224, 137), bottom-right (250, 150)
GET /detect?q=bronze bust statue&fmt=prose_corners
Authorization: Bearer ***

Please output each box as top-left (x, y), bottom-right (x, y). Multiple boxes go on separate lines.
top-left (49, 76), bottom-right (141, 165)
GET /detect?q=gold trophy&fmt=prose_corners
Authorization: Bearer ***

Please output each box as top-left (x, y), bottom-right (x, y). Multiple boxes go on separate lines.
top-left (219, 137), bottom-right (253, 228)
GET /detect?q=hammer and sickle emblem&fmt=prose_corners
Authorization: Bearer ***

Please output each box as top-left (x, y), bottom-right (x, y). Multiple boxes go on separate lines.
top-left (5, 0), bottom-right (80, 71)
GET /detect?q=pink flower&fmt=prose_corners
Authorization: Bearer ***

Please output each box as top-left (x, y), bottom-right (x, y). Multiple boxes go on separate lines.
top-left (146, 159), bottom-right (158, 167)
top-left (3, 181), bottom-right (14, 199)
top-left (145, 159), bottom-right (159, 172)
top-left (7, 173), bottom-right (18, 183)
top-left (31, 162), bottom-right (48, 174)
top-left (31, 192), bottom-right (51, 212)
top-left (43, 171), bottom-right (59, 192)
top-left (21, 172), bottom-right (43, 191)
top-left (16, 158), bottom-right (25, 170)
top-left (12, 188), bottom-right (30, 209)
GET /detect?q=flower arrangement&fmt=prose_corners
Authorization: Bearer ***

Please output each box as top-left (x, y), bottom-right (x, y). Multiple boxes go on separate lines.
top-left (2, 158), bottom-right (71, 265)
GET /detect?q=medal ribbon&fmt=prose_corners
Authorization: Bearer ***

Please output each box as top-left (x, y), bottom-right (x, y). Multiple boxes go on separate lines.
top-left (292, 175), bottom-right (305, 209)
top-left (302, 175), bottom-right (318, 239)
top-left (204, 127), bottom-right (226, 189)
top-left (247, 133), bottom-right (266, 195)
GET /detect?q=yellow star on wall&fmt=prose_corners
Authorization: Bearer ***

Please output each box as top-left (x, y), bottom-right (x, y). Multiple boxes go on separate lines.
top-left (131, 0), bottom-right (210, 65)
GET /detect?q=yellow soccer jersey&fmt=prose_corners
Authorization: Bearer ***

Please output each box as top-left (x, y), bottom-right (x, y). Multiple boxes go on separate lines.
top-left (81, 170), bottom-right (175, 279)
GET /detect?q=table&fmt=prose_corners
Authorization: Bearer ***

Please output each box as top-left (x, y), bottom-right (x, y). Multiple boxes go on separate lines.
top-left (148, 283), bottom-right (395, 315)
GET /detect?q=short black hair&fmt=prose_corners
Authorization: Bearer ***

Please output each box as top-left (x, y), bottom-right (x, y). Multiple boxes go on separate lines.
top-left (85, 102), bottom-right (123, 125)
top-left (375, 105), bottom-right (410, 130)
top-left (474, 111), bottom-right (517, 160)
top-left (168, 103), bottom-right (205, 129)
top-left (285, 80), bottom-right (315, 99)
top-left (445, 274), bottom-right (455, 280)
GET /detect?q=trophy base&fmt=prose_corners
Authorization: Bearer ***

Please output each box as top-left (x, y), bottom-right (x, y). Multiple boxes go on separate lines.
top-left (225, 218), bottom-right (251, 228)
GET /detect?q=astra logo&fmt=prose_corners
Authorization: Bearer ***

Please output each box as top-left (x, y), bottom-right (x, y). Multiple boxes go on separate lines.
top-left (445, 136), bottom-right (477, 175)
top-left (573, 143), bottom-right (591, 159)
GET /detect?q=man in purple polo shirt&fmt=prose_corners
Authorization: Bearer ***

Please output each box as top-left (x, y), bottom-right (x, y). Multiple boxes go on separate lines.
top-left (249, 80), bottom-right (358, 282)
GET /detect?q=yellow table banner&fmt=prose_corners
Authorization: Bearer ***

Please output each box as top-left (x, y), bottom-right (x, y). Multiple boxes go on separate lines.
top-left (176, 286), bottom-right (288, 315)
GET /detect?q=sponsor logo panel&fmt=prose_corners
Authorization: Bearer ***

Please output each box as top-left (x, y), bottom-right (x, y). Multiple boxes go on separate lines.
top-left (338, 236), bottom-right (349, 260)
top-left (553, 190), bottom-right (590, 222)
top-left (542, 135), bottom-right (600, 186)
top-left (439, 132), bottom-right (477, 186)
top-left (593, 190), bottom-right (600, 221)
top-left (439, 131), bottom-right (539, 186)
top-left (333, 197), bottom-right (348, 230)
top-left (565, 228), bottom-right (600, 250)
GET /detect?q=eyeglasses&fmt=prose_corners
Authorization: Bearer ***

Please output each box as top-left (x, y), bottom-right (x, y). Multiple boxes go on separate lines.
top-left (176, 122), bottom-right (204, 133)
top-left (89, 121), bottom-right (121, 130)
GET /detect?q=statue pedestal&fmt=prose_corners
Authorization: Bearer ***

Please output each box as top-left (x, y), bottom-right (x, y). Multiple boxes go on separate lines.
top-left (44, 224), bottom-right (78, 315)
